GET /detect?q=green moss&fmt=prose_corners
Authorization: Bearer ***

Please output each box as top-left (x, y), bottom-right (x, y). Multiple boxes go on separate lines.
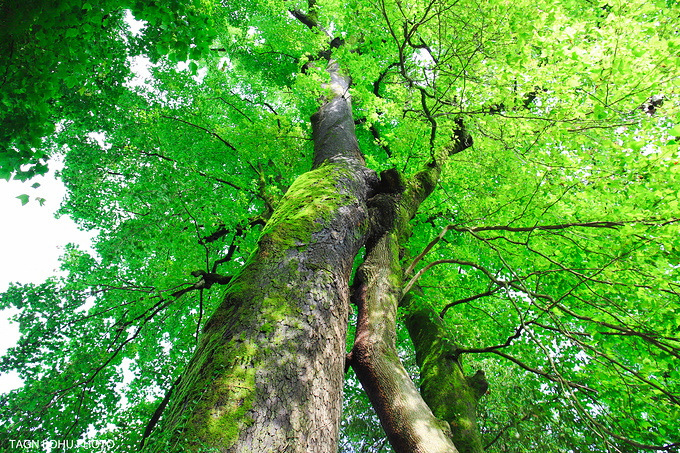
top-left (154, 161), bottom-right (360, 451)
top-left (205, 353), bottom-right (257, 446)
top-left (152, 322), bottom-right (261, 452)
top-left (258, 162), bottom-right (354, 254)
top-left (197, 340), bottom-right (258, 447)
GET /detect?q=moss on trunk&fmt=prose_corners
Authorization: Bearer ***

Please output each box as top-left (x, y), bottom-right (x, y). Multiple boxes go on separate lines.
top-left (349, 189), bottom-right (458, 453)
top-left (402, 298), bottom-right (488, 453)
top-left (150, 81), bottom-right (378, 451)
top-left (151, 158), bottom-right (373, 452)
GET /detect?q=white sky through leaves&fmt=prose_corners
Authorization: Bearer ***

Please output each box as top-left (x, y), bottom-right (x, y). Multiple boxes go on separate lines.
top-left (0, 162), bottom-right (96, 394)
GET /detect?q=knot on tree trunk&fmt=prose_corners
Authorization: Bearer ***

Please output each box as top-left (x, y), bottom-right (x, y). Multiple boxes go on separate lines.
top-left (365, 193), bottom-right (399, 245)
top-left (361, 168), bottom-right (407, 245)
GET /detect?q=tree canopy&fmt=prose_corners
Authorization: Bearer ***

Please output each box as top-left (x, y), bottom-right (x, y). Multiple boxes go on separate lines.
top-left (1, 0), bottom-right (680, 451)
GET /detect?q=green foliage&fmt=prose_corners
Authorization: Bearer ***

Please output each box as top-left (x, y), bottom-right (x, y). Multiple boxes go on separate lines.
top-left (0, 0), bottom-right (218, 181)
top-left (1, 0), bottom-right (679, 451)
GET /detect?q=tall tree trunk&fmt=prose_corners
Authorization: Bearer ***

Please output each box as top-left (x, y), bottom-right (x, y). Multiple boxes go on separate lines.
top-left (348, 124), bottom-right (472, 452)
top-left (402, 296), bottom-right (488, 453)
top-left (153, 66), bottom-right (379, 452)
top-left (349, 207), bottom-right (459, 453)
top-left (364, 118), bottom-right (484, 453)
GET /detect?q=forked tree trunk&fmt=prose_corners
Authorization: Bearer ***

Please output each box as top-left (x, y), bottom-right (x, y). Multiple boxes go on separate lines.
top-left (151, 71), bottom-right (379, 452)
top-left (349, 211), bottom-right (459, 453)
top-left (150, 47), bottom-right (479, 451)
top-left (348, 123), bottom-right (474, 452)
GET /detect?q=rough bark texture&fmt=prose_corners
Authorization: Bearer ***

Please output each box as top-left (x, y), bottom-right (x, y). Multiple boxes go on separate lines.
top-left (153, 80), bottom-right (378, 451)
top-left (347, 127), bottom-right (474, 453)
top-left (349, 195), bottom-right (459, 452)
top-left (402, 297), bottom-right (488, 453)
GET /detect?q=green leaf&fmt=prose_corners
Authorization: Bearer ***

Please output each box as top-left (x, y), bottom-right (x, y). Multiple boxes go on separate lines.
top-left (156, 42), bottom-right (169, 55)
top-left (594, 104), bottom-right (607, 119)
top-left (189, 47), bottom-right (202, 61)
top-left (16, 194), bottom-right (29, 205)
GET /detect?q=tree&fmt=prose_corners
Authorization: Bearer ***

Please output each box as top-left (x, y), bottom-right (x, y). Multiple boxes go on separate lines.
top-left (1, 0), bottom-right (679, 452)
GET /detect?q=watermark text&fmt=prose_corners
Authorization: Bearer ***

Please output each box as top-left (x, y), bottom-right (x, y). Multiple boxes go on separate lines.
top-left (8, 439), bottom-right (115, 451)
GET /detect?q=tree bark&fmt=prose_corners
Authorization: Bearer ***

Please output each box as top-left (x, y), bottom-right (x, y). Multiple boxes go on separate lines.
top-left (349, 205), bottom-right (459, 453)
top-left (152, 68), bottom-right (378, 452)
top-left (348, 126), bottom-right (473, 453)
top-left (402, 296), bottom-right (488, 453)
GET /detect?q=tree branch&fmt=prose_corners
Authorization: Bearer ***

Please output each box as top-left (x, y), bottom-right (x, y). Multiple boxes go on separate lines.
top-left (439, 287), bottom-right (497, 318)
top-left (159, 114), bottom-right (238, 152)
top-left (489, 350), bottom-right (596, 394)
top-left (138, 149), bottom-right (251, 194)
top-left (140, 375), bottom-right (182, 449)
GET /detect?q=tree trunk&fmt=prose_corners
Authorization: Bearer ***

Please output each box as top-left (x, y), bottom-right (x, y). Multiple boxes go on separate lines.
top-left (402, 296), bottom-right (488, 453)
top-left (152, 74), bottom-right (379, 452)
top-left (348, 126), bottom-right (474, 452)
top-left (150, 46), bottom-right (479, 450)
top-left (349, 204), bottom-right (459, 452)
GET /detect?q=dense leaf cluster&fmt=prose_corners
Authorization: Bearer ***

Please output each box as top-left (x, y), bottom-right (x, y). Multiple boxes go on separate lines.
top-left (0, 0), bottom-right (217, 181)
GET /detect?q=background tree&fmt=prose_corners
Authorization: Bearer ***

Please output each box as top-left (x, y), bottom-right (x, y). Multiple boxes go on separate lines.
top-left (1, 0), bottom-right (679, 452)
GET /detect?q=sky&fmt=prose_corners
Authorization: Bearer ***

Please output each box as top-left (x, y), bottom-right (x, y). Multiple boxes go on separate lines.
top-left (0, 159), bottom-right (97, 394)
